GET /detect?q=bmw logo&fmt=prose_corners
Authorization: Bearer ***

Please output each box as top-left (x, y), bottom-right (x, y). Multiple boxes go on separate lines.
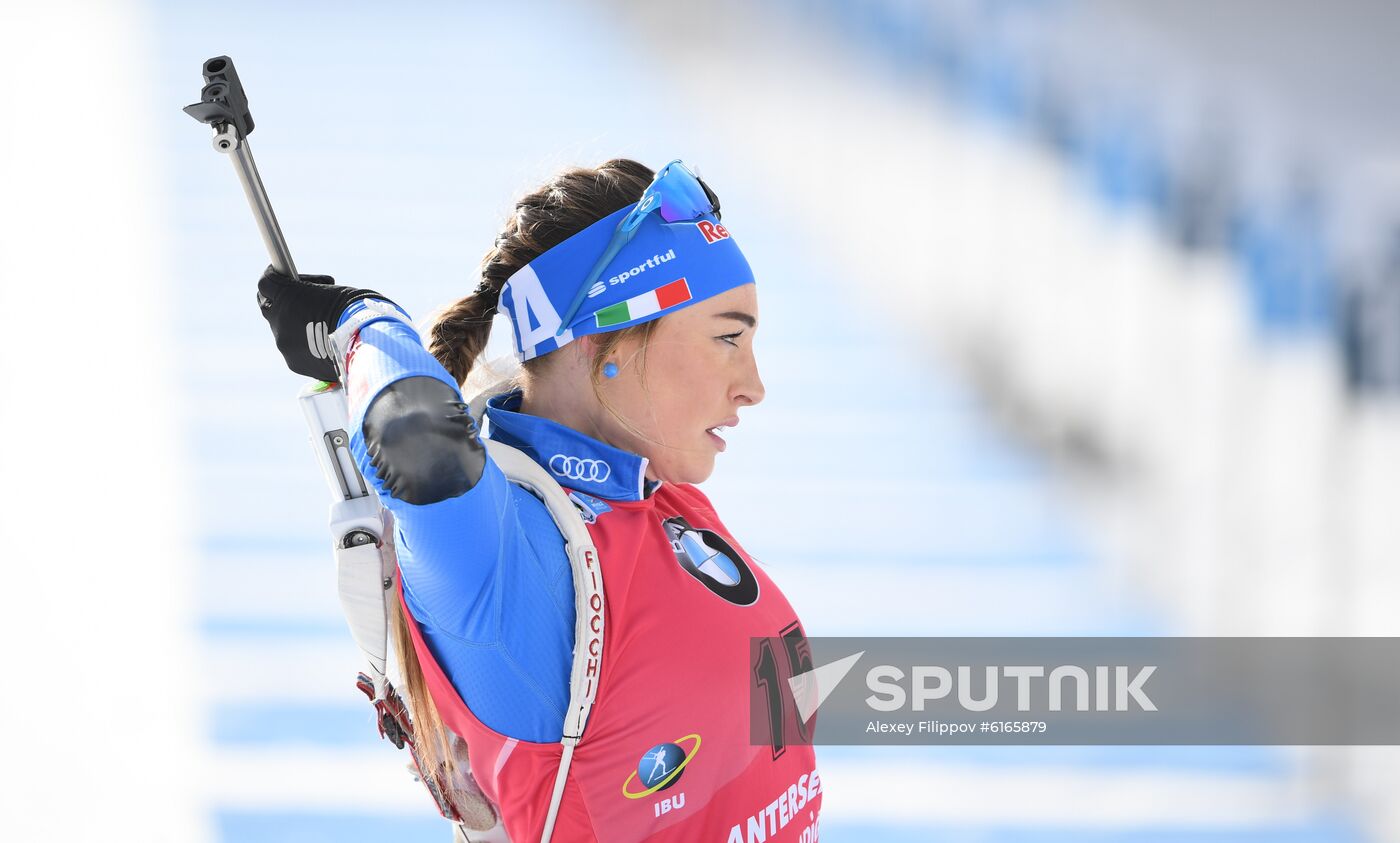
top-left (661, 515), bottom-right (759, 606)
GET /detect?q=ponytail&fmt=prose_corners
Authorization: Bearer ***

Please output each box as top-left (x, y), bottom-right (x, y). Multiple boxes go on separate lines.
top-left (427, 279), bottom-right (499, 388)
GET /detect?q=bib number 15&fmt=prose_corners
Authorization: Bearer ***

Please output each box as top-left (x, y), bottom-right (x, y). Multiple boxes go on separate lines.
top-left (752, 621), bottom-right (814, 759)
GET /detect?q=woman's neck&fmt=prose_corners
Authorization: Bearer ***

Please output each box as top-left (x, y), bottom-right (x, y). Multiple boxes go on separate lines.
top-left (517, 384), bottom-right (660, 486)
top-left (517, 385), bottom-right (603, 443)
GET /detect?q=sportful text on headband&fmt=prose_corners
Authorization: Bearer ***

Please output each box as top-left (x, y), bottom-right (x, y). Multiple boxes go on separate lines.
top-left (497, 160), bottom-right (755, 362)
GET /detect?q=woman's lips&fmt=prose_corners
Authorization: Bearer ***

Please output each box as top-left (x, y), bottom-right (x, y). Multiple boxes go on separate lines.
top-left (705, 417), bottom-right (739, 452)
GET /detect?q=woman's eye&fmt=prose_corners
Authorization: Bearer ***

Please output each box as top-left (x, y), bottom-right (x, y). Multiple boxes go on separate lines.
top-left (718, 332), bottom-right (742, 346)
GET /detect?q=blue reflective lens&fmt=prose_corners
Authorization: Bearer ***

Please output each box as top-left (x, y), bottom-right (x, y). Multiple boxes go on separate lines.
top-left (651, 160), bottom-right (715, 223)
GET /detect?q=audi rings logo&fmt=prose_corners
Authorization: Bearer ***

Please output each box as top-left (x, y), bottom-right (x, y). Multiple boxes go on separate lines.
top-left (550, 454), bottom-right (612, 484)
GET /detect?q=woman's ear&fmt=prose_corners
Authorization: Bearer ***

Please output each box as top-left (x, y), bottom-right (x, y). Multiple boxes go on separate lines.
top-left (551, 333), bottom-right (601, 382)
top-left (574, 333), bottom-right (600, 368)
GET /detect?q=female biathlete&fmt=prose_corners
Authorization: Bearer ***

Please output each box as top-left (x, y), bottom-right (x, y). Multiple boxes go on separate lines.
top-left (256, 159), bottom-right (822, 842)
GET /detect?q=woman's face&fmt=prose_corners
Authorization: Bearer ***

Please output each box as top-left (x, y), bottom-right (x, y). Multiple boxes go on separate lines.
top-left (594, 283), bottom-right (765, 486)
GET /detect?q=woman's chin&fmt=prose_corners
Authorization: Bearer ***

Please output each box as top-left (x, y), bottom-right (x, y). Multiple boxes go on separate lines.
top-left (649, 454), bottom-right (717, 487)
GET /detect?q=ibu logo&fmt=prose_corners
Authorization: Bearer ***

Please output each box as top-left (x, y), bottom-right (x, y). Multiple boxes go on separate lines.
top-left (654, 792), bottom-right (686, 817)
top-left (622, 733), bottom-right (701, 813)
top-left (639, 743), bottom-right (686, 791)
top-left (696, 220), bottom-right (730, 244)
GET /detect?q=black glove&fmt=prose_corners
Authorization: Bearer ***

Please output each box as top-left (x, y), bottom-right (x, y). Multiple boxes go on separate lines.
top-left (256, 267), bottom-right (388, 382)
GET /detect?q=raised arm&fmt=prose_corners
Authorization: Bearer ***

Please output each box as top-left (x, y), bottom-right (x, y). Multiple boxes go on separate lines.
top-left (253, 268), bottom-right (510, 630)
top-left (254, 268), bottom-right (576, 741)
top-left (337, 299), bottom-right (517, 632)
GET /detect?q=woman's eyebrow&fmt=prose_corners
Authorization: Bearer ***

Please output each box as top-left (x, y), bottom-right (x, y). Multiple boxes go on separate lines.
top-left (714, 311), bottom-right (756, 328)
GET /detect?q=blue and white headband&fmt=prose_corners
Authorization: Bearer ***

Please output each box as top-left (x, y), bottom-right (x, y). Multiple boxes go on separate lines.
top-left (497, 165), bottom-right (755, 361)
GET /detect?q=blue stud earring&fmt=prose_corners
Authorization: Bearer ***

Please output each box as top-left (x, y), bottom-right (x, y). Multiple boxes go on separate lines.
top-left (603, 361), bottom-right (619, 379)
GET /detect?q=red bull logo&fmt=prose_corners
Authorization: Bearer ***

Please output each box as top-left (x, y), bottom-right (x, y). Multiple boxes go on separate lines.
top-left (696, 220), bottom-right (730, 244)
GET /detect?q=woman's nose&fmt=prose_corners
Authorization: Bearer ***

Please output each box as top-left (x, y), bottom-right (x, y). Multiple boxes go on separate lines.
top-left (736, 353), bottom-right (766, 407)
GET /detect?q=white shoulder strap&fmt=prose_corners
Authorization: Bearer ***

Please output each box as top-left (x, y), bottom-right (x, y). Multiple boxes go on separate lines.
top-left (472, 378), bottom-right (604, 843)
top-left (482, 440), bottom-right (603, 843)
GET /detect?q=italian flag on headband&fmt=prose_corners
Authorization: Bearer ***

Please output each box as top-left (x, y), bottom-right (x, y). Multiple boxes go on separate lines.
top-left (594, 278), bottom-right (693, 328)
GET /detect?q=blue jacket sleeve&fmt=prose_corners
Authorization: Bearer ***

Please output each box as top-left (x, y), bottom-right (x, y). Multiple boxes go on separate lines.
top-left (337, 299), bottom-right (575, 741)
